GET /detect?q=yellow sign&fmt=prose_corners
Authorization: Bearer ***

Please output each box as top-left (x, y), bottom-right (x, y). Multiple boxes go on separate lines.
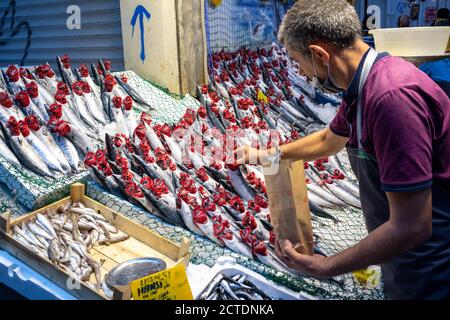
top-left (210, 0), bottom-right (222, 7)
top-left (352, 266), bottom-right (381, 289)
top-left (130, 264), bottom-right (193, 300)
top-left (257, 90), bottom-right (268, 104)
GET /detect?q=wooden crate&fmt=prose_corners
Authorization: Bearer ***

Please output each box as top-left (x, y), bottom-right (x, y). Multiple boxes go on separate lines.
top-left (0, 183), bottom-right (191, 300)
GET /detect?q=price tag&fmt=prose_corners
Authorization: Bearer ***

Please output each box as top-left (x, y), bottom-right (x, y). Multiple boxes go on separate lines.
top-left (130, 264), bottom-right (193, 300)
top-left (352, 266), bottom-right (381, 289)
top-left (257, 89), bottom-right (268, 104)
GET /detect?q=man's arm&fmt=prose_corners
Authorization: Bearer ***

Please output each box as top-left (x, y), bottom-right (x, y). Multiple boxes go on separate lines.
top-left (236, 128), bottom-right (348, 164)
top-left (280, 127), bottom-right (347, 162)
top-left (276, 189), bottom-right (432, 278)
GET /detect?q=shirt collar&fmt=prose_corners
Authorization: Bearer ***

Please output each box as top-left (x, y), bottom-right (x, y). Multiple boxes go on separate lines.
top-left (343, 49), bottom-right (390, 105)
top-left (343, 48), bottom-right (371, 105)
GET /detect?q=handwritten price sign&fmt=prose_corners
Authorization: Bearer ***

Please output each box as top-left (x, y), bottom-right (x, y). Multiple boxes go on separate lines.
top-left (130, 264), bottom-right (193, 300)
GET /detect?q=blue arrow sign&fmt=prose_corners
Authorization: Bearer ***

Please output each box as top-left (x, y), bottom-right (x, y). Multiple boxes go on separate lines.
top-left (131, 5), bottom-right (151, 63)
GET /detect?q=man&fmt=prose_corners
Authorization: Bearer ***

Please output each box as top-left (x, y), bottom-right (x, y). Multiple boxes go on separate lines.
top-left (236, 0), bottom-right (450, 300)
top-left (432, 8), bottom-right (450, 26)
top-left (397, 15), bottom-right (411, 28)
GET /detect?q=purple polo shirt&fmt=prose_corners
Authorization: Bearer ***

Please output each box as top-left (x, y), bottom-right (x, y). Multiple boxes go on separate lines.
top-left (330, 53), bottom-right (450, 192)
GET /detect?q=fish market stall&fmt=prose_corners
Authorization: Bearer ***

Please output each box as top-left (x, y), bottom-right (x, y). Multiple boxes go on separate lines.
top-left (0, 44), bottom-right (386, 300)
top-left (0, 183), bottom-right (191, 300)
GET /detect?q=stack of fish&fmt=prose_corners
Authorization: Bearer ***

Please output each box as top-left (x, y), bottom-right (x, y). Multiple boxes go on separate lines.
top-left (79, 43), bottom-right (362, 274)
top-left (11, 201), bottom-right (129, 290)
top-left (208, 43), bottom-right (339, 130)
top-left (198, 273), bottom-right (272, 300)
top-left (0, 55), bottom-right (152, 178)
top-left (84, 104), bottom-right (359, 274)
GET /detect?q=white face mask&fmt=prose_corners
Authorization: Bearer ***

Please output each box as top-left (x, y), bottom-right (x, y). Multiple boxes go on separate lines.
top-left (311, 51), bottom-right (342, 93)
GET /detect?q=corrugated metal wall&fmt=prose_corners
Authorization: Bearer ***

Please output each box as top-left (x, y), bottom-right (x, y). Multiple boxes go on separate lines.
top-left (0, 0), bottom-right (124, 71)
top-left (356, 0), bottom-right (450, 28)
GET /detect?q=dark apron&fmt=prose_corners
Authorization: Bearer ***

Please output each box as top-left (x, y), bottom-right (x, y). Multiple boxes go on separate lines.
top-left (347, 49), bottom-right (450, 300)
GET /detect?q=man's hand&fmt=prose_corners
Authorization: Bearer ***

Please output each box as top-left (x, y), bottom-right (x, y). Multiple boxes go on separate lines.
top-left (234, 145), bottom-right (275, 165)
top-left (275, 239), bottom-right (331, 278)
top-left (275, 189), bottom-right (433, 279)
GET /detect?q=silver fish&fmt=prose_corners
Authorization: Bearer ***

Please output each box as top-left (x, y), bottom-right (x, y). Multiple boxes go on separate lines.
top-left (228, 166), bottom-right (255, 201)
top-left (25, 131), bottom-right (65, 174)
top-left (31, 126), bottom-right (71, 173)
top-left (1, 124), bottom-right (54, 177)
top-left (37, 213), bottom-right (58, 239)
top-left (53, 134), bottom-right (80, 172)
top-left (28, 221), bottom-right (54, 240)
top-left (0, 134), bottom-right (20, 167)
top-left (69, 207), bottom-right (107, 222)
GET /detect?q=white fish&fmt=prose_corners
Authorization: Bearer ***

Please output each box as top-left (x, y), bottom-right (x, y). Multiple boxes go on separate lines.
top-left (179, 200), bottom-right (205, 237)
top-left (70, 90), bottom-right (99, 133)
top-left (0, 135), bottom-right (20, 167)
top-left (143, 122), bottom-right (165, 151)
top-left (30, 125), bottom-right (71, 173)
top-left (83, 90), bottom-right (107, 125)
top-left (2, 125), bottom-right (54, 177)
top-left (36, 213), bottom-right (58, 239)
top-left (28, 221), bottom-right (54, 240)
top-left (53, 134), bottom-right (80, 172)
top-left (25, 130), bottom-right (65, 174)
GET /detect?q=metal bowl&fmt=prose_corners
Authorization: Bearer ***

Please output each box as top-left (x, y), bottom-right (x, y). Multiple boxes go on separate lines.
top-left (105, 257), bottom-right (167, 288)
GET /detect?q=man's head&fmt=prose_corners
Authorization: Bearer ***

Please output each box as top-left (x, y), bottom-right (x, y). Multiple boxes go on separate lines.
top-left (278, 0), bottom-right (362, 90)
top-left (397, 15), bottom-right (411, 28)
top-left (437, 8), bottom-right (449, 19)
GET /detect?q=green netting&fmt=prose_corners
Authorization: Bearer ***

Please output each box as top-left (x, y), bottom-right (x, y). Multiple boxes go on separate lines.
top-left (85, 181), bottom-right (384, 300)
top-left (0, 153), bottom-right (90, 210)
top-left (0, 71), bottom-right (386, 300)
top-left (114, 71), bottom-right (200, 124)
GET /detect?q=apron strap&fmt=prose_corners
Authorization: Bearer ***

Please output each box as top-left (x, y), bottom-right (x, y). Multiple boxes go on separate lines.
top-left (357, 49), bottom-right (378, 149)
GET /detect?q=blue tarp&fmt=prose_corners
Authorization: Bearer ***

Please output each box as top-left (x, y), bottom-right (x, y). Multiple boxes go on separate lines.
top-left (0, 249), bottom-right (76, 300)
top-left (420, 58), bottom-right (450, 83)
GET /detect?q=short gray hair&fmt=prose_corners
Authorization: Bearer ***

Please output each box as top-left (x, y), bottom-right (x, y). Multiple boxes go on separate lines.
top-left (278, 0), bottom-right (362, 55)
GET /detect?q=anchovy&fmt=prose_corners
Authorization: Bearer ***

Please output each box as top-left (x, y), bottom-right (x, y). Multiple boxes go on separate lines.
top-left (69, 207), bottom-right (107, 222)
top-left (28, 221), bottom-right (54, 240)
top-left (37, 213), bottom-right (58, 239)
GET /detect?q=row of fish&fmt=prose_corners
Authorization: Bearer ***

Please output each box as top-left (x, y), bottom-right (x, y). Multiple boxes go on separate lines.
top-left (0, 55), bottom-right (152, 178)
top-left (205, 43), bottom-right (361, 211)
top-left (76, 43), bottom-right (363, 277)
top-left (4, 43), bottom-right (360, 280)
top-left (198, 273), bottom-right (272, 300)
top-left (11, 201), bottom-right (129, 290)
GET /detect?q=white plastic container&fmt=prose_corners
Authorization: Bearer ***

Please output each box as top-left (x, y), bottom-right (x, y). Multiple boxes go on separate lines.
top-left (369, 27), bottom-right (450, 57)
top-left (193, 257), bottom-right (317, 300)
